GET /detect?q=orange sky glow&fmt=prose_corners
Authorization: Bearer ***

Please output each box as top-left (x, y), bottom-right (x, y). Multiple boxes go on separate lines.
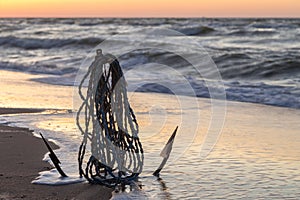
top-left (0, 0), bottom-right (299, 18)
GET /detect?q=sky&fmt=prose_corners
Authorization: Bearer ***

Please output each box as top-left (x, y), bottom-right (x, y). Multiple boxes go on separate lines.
top-left (0, 0), bottom-right (300, 18)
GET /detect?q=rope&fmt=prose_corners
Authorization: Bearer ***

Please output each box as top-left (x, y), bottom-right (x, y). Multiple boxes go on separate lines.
top-left (77, 49), bottom-right (144, 188)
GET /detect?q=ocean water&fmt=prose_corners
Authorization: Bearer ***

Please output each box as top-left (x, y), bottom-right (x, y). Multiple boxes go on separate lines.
top-left (0, 18), bottom-right (299, 108)
top-left (1, 18), bottom-right (300, 199)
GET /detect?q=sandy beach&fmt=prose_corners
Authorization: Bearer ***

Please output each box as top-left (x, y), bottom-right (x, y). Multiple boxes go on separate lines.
top-left (0, 108), bottom-right (113, 200)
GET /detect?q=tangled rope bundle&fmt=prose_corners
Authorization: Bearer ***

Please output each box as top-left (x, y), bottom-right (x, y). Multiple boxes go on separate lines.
top-left (77, 49), bottom-right (144, 188)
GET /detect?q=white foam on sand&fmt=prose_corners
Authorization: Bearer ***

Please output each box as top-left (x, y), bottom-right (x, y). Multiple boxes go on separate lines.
top-left (110, 190), bottom-right (148, 200)
top-left (31, 169), bottom-right (85, 185)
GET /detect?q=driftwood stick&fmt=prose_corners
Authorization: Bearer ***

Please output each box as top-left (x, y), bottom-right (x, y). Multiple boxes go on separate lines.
top-left (153, 126), bottom-right (178, 177)
top-left (40, 133), bottom-right (67, 177)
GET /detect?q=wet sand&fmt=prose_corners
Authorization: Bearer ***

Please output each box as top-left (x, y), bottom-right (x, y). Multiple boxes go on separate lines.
top-left (0, 108), bottom-right (113, 200)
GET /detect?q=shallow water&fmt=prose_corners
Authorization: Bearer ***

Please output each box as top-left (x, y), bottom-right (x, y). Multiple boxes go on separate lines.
top-left (1, 71), bottom-right (300, 199)
top-left (3, 98), bottom-right (300, 199)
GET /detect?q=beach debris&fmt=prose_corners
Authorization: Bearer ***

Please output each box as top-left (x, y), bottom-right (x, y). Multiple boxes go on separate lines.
top-left (77, 49), bottom-right (144, 188)
top-left (40, 133), bottom-right (67, 177)
top-left (153, 126), bottom-right (178, 177)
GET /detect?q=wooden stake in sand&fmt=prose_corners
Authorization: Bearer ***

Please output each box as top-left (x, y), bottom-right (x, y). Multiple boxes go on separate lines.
top-left (40, 133), bottom-right (67, 177)
top-left (153, 126), bottom-right (178, 177)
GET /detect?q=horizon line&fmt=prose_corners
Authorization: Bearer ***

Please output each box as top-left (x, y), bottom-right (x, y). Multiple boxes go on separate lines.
top-left (1, 16), bottom-right (300, 19)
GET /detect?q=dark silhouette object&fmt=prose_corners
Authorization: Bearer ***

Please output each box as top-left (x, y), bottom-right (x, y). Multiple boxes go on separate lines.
top-left (40, 133), bottom-right (67, 177)
top-left (153, 126), bottom-right (178, 177)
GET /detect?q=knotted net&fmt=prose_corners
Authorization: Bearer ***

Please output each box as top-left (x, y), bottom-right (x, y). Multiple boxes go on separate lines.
top-left (77, 49), bottom-right (144, 188)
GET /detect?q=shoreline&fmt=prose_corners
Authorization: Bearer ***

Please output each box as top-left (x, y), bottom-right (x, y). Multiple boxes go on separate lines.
top-left (0, 69), bottom-right (299, 111)
top-left (0, 108), bottom-right (113, 200)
